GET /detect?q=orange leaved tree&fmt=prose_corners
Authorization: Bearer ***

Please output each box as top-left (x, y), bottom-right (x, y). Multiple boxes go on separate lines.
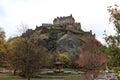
top-left (75, 36), bottom-right (106, 78)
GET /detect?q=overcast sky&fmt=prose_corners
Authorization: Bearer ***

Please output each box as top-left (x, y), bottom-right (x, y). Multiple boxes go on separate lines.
top-left (0, 0), bottom-right (120, 44)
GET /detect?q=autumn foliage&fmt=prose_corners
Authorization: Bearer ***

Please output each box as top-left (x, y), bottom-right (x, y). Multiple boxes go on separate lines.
top-left (75, 36), bottom-right (106, 71)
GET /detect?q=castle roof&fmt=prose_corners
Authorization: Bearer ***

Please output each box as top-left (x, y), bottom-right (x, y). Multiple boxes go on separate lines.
top-left (53, 14), bottom-right (75, 22)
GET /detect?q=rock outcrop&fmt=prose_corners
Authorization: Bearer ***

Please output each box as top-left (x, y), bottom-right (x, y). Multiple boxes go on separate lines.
top-left (21, 15), bottom-right (98, 56)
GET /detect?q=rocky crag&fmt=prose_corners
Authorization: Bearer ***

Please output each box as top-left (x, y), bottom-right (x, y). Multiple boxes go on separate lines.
top-left (22, 15), bottom-right (99, 56)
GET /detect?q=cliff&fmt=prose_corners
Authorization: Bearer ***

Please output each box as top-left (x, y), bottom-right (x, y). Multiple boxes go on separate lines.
top-left (21, 15), bottom-right (100, 56)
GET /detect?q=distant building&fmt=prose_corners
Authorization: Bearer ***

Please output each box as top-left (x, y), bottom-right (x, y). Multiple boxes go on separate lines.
top-left (53, 14), bottom-right (75, 26)
top-left (53, 14), bottom-right (81, 30)
top-left (42, 23), bottom-right (52, 27)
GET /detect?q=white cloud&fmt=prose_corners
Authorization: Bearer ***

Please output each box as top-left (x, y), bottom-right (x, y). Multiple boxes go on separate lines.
top-left (0, 0), bottom-right (120, 41)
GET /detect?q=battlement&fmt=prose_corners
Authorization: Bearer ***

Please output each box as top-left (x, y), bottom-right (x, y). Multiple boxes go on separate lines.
top-left (53, 14), bottom-right (75, 26)
top-left (53, 14), bottom-right (81, 30)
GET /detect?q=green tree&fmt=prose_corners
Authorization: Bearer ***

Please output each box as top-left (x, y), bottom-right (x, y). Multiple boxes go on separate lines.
top-left (103, 4), bottom-right (120, 70)
top-left (7, 37), bottom-right (23, 75)
top-left (8, 37), bottom-right (47, 80)
top-left (0, 27), bottom-right (6, 67)
top-left (58, 53), bottom-right (70, 68)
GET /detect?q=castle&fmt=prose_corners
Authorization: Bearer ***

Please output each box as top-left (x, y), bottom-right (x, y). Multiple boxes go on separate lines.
top-left (39, 15), bottom-right (94, 37)
top-left (42, 14), bottom-right (81, 31)
top-left (53, 14), bottom-right (81, 30)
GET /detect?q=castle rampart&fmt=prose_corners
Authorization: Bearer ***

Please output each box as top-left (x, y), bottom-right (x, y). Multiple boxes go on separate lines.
top-left (53, 14), bottom-right (81, 30)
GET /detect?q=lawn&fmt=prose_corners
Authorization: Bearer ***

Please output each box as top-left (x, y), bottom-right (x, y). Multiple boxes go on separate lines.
top-left (0, 74), bottom-right (51, 80)
top-left (0, 68), bottom-right (81, 80)
top-left (39, 73), bottom-right (81, 78)
top-left (0, 72), bottom-right (81, 80)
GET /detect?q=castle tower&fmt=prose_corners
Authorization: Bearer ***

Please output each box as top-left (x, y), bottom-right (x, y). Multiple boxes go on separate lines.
top-left (53, 15), bottom-right (75, 26)
top-left (53, 15), bottom-right (81, 30)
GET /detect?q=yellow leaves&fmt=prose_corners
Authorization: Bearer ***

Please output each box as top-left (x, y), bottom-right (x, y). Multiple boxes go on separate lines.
top-left (57, 53), bottom-right (70, 67)
top-left (0, 41), bottom-right (6, 55)
top-left (58, 53), bottom-right (70, 61)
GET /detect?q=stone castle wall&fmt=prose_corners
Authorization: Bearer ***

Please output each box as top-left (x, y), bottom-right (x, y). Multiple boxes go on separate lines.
top-left (53, 14), bottom-right (75, 26)
top-left (53, 14), bottom-right (81, 30)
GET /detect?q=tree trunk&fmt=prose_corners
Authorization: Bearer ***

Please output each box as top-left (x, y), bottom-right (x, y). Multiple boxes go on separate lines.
top-left (13, 69), bottom-right (17, 75)
top-left (28, 77), bottom-right (30, 80)
top-left (27, 73), bottom-right (31, 80)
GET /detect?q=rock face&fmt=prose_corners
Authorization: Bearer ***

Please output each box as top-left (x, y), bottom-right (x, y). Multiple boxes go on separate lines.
top-left (21, 15), bottom-right (97, 56)
top-left (56, 33), bottom-right (80, 54)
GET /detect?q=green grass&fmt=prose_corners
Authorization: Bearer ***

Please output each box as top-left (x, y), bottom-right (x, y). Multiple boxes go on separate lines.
top-left (0, 68), bottom-right (81, 80)
top-left (46, 26), bottom-right (62, 30)
top-left (39, 73), bottom-right (81, 78)
top-left (0, 74), bottom-right (51, 80)
top-left (0, 72), bottom-right (81, 80)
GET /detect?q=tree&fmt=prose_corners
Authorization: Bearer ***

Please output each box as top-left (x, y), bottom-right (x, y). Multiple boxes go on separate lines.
top-left (0, 27), bottom-right (6, 67)
top-left (7, 37), bottom-right (24, 75)
top-left (17, 23), bottom-right (29, 36)
top-left (58, 53), bottom-right (70, 68)
top-left (7, 36), bottom-right (48, 80)
top-left (103, 4), bottom-right (120, 70)
top-left (75, 36), bottom-right (106, 78)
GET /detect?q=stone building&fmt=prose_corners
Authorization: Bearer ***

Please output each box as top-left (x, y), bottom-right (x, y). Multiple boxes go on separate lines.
top-left (53, 14), bottom-right (81, 30)
top-left (42, 23), bottom-right (52, 27)
top-left (53, 14), bottom-right (75, 26)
